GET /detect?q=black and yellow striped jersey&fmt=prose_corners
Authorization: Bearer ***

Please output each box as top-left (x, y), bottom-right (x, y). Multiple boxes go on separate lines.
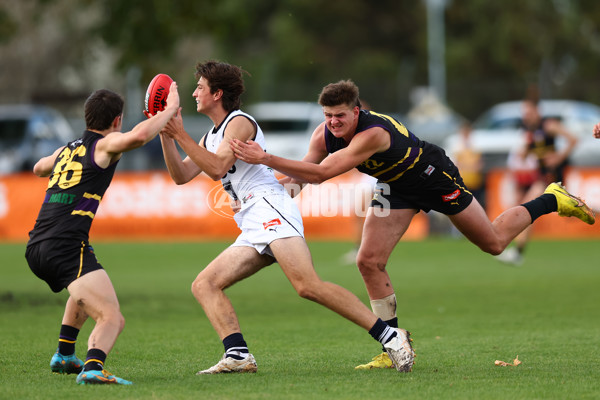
top-left (28, 130), bottom-right (118, 245)
top-left (324, 110), bottom-right (437, 185)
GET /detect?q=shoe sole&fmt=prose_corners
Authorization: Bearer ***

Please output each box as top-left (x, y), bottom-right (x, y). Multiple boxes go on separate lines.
top-left (196, 357), bottom-right (258, 375)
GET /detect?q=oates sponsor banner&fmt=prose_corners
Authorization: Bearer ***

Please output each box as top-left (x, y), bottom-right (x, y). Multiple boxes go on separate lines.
top-left (486, 168), bottom-right (600, 238)
top-left (0, 170), bottom-right (428, 241)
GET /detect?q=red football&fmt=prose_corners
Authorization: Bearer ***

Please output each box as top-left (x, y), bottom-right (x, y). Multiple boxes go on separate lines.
top-left (144, 73), bottom-right (173, 115)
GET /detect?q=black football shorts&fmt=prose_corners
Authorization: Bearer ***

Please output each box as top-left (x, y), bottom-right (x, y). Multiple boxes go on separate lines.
top-left (25, 239), bottom-right (104, 293)
top-left (371, 148), bottom-right (474, 215)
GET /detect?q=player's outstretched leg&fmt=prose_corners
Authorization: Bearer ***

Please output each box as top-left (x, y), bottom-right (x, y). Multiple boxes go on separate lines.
top-left (50, 352), bottom-right (84, 374)
top-left (197, 353), bottom-right (258, 375)
top-left (544, 182), bottom-right (595, 224)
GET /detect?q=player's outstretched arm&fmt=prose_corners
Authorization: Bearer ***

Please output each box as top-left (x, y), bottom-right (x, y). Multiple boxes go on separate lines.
top-left (96, 82), bottom-right (180, 157)
top-left (231, 126), bottom-right (386, 184)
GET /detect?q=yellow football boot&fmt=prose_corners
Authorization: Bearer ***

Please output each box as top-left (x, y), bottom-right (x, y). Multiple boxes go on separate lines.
top-left (354, 352), bottom-right (393, 370)
top-left (544, 182), bottom-right (595, 225)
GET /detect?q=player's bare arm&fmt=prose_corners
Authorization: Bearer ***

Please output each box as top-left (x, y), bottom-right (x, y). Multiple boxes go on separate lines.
top-left (160, 109), bottom-right (204, 184)
top-left (232, 126), bottom-right (389, 184)
top-left (279, 121), bottom-right (331, 196)
top-left (95, 81), bottom-right (180, 169)
top-left (165, 114), bottom-right (256, 182)
top-left (32, 146), bottom-right (65, 177)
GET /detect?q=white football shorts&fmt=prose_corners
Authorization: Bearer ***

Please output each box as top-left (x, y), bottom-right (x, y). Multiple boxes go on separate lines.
top-left (231, 194), bottom-right (304, 257)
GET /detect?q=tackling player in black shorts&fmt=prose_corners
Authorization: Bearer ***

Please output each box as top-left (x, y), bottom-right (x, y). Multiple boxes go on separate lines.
top-left (24, 83), bottom-right (179, 384)
top-left (231, 79), bottom-right (595, 370)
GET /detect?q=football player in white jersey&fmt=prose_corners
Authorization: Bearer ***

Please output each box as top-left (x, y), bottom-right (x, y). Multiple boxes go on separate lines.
top-left (159, 61), bottom-right (415, 374)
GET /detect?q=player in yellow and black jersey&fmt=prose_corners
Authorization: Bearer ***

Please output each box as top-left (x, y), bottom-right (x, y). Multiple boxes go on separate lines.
top-left (231, 79), bottom-right (595, 371)
top-left (323, 108), bottom-right (472, 215)
top-left (25, 84), bottom-right (179, 385)
top-left (28, 130), bottom-right (118, 246)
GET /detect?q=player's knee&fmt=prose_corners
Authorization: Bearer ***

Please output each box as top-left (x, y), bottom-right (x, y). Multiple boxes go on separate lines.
top-left (294, 282), bottom-right (320, 302)
top-left (480, 241), bottom-right (504, 256)
top-left (102, 308), bottom-right (125, 333)
top-left (356, 253), bottom-right (387, 274)
top-left (117, 312), bottom-right (125, 333)
top-left (191, 275), bottom-right (218, 301)
top-left (191, 277), bottom-right (206, 298)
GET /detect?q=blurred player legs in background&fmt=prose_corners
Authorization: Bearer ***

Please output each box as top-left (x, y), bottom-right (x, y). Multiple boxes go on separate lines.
top-left (496, 95), bottom-right (578, 266)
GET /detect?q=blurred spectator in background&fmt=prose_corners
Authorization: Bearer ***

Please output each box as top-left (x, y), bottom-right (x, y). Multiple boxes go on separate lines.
top-left (496, 97), bottom-right (578, 266)
top-left (450, 120), bottom-right (485, 208)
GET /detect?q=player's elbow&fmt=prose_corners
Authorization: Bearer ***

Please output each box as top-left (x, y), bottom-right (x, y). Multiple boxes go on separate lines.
top-left (205, 165), bottom-right (229, 181)
top-left (33, 160), bottom-right (50, 177)
top-left (130, 131), bottom-right (151, 148)
top-left (167, 169), bottom-right (193, 185)
top-left (32, 163), bottom-right (45, 177)
top-left (205, 170), bottom-right (224, 181)
top-left (127, 127), bottom-right (155, 150)
top-left (306, 171), bottom-right (328, 184)
top-left (172, 176), bottom-right (189, 185)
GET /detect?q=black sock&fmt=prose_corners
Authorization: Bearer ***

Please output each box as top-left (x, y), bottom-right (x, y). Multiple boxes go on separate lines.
top-left (223, 333), bottom-right (249, 360)
top-left (385, 317), bottom-right (398, 329)
top-left (369, 318), bottom-right (397, 345)
top-left (521, 194), bottom-right (557, 223)
top-left (83, 348), bottom-right (106, 371)
top-left (57, 325), bottom-right (79, 356)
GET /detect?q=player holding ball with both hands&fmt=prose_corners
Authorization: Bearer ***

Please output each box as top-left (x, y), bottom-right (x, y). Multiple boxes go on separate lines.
top-left (158, 60), bottom-right (415, 375)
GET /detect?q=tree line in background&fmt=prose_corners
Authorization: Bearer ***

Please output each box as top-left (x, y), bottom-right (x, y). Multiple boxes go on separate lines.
top-left (1, 0), bottom-right (600, 120)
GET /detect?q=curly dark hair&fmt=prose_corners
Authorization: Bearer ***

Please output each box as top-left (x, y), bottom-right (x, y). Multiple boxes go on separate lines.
top-left (195, 60), bottom-right (248, 112)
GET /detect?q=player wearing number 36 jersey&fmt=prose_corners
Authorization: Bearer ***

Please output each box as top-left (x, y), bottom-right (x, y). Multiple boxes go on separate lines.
top-left (27, 131), bottom-right (118, 246)
top-left (25, 84), bottom-right (180, 385)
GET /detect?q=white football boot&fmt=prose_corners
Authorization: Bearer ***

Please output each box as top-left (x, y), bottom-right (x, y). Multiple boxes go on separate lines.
top-left (383, 328), bottom-right (415, 372)
top-left (196, 353), bottom-right (257, 375)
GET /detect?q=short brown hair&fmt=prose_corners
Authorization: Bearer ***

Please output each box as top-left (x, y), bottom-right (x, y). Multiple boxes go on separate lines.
top-left (84, 89), bottom-right (124, 131)
top-left (195, 60), bottom-right (246, 112)
top-left (318, 80), bottom-right (362, 108)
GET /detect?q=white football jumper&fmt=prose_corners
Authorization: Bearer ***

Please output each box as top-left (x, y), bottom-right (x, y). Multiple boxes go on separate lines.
top-left (203, 109), bottom-right (304, 255)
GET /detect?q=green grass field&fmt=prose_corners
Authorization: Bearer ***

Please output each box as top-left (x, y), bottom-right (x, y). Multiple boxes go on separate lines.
top-left (1, 238), bottom-right (599, 399)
